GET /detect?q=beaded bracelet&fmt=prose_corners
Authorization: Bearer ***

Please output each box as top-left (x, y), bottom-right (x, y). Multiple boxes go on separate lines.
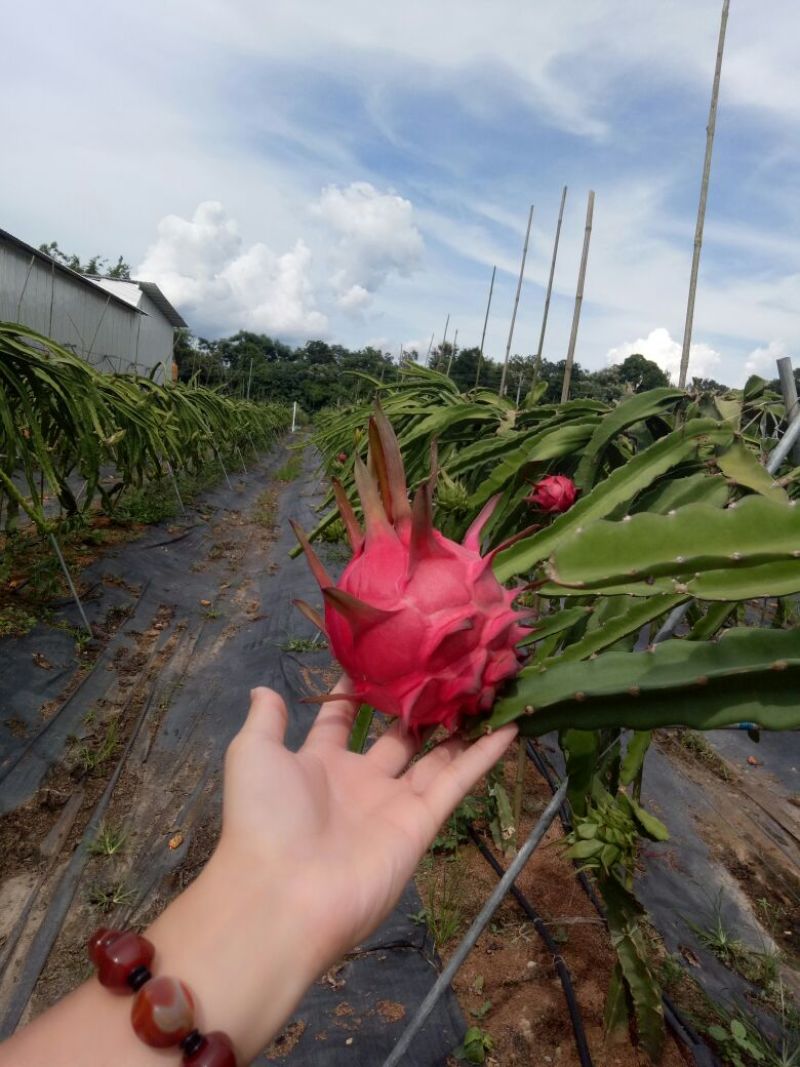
top-left (88, 928), bottom-right (237, 1067)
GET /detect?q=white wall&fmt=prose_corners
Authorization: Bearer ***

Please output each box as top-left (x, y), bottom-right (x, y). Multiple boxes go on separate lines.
top-left (0, 239), bottom-right (154, 375)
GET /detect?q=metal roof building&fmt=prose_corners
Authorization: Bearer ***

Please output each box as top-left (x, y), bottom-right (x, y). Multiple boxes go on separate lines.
top-left (0, 227), bottom-right (187, 380)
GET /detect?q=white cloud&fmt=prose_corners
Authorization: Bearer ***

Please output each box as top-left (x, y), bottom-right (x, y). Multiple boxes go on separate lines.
top-left (311, 182), bottom-right (423, 310)
top-left (606, 327), bottom-right (722, 384)
top-left (744, 338), bottom-right (788, 378)
top-left (136, 201), bottom-right (327, 337)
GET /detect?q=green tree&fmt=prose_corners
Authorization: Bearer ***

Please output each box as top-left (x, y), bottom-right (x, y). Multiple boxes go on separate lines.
top-left (38, 241), bottom-right (131, 279)
top-left (617, 354), bottom-right (670, 392)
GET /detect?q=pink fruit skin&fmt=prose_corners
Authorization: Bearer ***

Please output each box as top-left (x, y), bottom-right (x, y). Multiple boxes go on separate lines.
top-left (326, 513), bottom-right (529, 735)
top-left (294, 413), bottom-right (531, 736)
top-left (526, 475), bottom-right (577, 514)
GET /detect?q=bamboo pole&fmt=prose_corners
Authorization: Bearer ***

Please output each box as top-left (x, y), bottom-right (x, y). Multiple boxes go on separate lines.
top-left (438, 313), bottom-right (450, 372)
top-left (425, 332), bottom-right (435, 360)
top-left (561, 190), bottom-right (595, 403)
top-left (678, 0), bottom-right (730, 389)
top-left (446, 329), bottom-right (458, 376)
top-left (535, 185), bottom-right (568, 366)
top-left (776, 356), bottom-right (800, 465)
top-left (499, 204), bottom-right (534, 397)
top-left (475, 265), bottom-right (496, 387)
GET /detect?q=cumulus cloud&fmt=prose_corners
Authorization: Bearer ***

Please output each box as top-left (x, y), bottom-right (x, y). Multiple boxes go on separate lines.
top-left (744, 338), bottom-right (788, 378)
top-left (606, 327), bottom-right (722, 384)
top-left (311, 182), bottom-right (423, 310)
top-left (136, 201), bottom-right (327, 337)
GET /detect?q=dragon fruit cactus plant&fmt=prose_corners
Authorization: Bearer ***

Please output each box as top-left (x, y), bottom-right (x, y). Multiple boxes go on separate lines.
top-left (292, 407), bottom-right (532, 735)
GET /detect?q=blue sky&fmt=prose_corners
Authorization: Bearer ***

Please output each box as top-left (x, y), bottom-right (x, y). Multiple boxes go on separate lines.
top-left (4, 1), bottom-right (800, 385)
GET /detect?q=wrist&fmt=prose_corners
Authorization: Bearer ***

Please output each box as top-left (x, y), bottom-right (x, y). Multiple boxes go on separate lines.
top-left (143, 847), bottom-right (326, 1061)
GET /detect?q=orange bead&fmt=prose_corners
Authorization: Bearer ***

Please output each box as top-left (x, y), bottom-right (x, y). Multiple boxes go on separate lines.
top-left (131, 975), bottom-right (195, 1047)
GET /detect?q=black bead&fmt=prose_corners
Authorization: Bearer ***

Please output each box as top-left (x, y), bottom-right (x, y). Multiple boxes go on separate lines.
top-left (126, 965), bottom-right (152, 992)
top-left (180, 1029), bottom-right (206, 1057)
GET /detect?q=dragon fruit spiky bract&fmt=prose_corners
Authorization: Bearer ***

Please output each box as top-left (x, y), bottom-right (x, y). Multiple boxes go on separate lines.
top-left (293, 407), bottom-right (531, 735)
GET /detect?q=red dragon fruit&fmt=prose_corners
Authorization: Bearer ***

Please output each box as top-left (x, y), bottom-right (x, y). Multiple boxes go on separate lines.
top-left (526, 474), bottom-right (577, 514)
top-left (292, 408), bottom-right (532, 735)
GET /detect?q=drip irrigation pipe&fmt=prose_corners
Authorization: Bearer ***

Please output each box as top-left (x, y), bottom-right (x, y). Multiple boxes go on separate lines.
top-left (525, 741), bottom-right (717, 1066)
top-left (467, 825), bottom-right (594, 1067)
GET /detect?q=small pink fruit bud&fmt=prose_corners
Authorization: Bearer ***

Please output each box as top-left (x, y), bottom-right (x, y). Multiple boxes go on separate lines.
top-left (336, 452), bottom-right (348, 464)
top-left (526, 475), bottom-right (577, 514)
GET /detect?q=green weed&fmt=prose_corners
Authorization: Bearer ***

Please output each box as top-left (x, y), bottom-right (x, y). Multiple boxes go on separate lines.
top-left (0, 605), bottom-right (38, 638)
top-left (88, 880), bottom-right (136, 912)
top-left (281, 635), bottom-right (325, 653)
top-left (87, 824), bottom-right (128, 856)
top-left (453, 1026), bottom-right (494, 1064)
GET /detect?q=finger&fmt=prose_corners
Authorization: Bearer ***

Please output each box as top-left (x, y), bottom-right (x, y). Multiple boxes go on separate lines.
top-left (403, 734), bottom-right (470, 794)
top-left (421, 724), bottom-right (518, 825)
top-left (305, 674), bottom-right (359, 750)
top-left (364, 718), bottom-right (421, 776)
top-left (237, 687), bottom-right (289, 744)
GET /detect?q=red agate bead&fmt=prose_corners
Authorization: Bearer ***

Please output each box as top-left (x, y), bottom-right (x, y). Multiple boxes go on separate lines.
top-left (88, 928), bottom-right (155, 993)
top-left (131, 975), bottom-right (195, 1047)
top-left (182, 1030), bottom-right (237, 1066)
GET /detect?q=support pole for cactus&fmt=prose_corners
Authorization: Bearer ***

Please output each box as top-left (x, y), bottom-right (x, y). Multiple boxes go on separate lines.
top-left (213, 448), bottom-right (233, 490)
top-left (475, 265), bottom-right (496, 387)
top-left (777, 356), bottom-right (800, 465)
top-left (446, 329), bottom-right (458, 376)
top-left (382, 780), bottom-right (568, 1067)
top-left (561, 190), bottom-right (594, 403)
top-left (499, 204), bottom-right (534, 398)
top-left (677, 0), bottom-right (729, 389)
top-left (48, 533), bottom-right (92, 636)
top-left (437, 313), bottom-right (450, 372)
top-left (162, 457), bottom-right (186, 517)
top-left (536, 185), bottom-right (568, 367)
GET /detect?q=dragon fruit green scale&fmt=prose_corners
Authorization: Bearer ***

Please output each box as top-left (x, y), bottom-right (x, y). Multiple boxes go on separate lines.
top-left (292, 407), bottom-right (532, 735)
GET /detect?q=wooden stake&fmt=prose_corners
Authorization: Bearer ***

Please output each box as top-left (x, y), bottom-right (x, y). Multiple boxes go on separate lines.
top-left (475, 265), bottom-right (496, 387)
top-left (678, 0), bottom-right (730, 389)
top-left (500, 204), bottom-right (534, 397)
top-left (561, 190), bottom-right (595, 404)
top-left (535, 186), bottom-right (568, 366)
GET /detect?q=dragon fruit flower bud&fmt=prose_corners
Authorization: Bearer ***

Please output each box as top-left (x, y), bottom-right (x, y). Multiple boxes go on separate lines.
top-left (526, 474), bottom-right (577, 514)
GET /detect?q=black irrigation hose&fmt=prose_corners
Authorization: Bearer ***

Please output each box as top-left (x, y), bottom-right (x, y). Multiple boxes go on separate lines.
top-left (467, 825), bottom-right (595, 1067)
top-left (524, 740), bottom-right (718, 1067)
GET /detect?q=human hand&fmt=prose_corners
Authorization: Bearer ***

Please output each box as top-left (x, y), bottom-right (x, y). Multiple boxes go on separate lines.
top-left (215, 675), bottom-right (518, 962)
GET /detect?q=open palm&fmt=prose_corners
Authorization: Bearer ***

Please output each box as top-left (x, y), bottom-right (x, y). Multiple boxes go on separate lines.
top-left (218, 678), bottom-right (518, 960)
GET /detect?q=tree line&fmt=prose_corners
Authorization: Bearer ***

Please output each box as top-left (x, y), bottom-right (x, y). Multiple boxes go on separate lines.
top-left (173, 329), bottom-right (716, 411)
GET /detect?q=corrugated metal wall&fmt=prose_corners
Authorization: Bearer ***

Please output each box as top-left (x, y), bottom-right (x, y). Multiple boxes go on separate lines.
top-left (0, 239), bottom-right (168, 379)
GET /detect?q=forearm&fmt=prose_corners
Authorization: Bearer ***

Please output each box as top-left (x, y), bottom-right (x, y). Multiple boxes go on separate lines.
top-left (0, 850), bottom-right (327, 1067)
